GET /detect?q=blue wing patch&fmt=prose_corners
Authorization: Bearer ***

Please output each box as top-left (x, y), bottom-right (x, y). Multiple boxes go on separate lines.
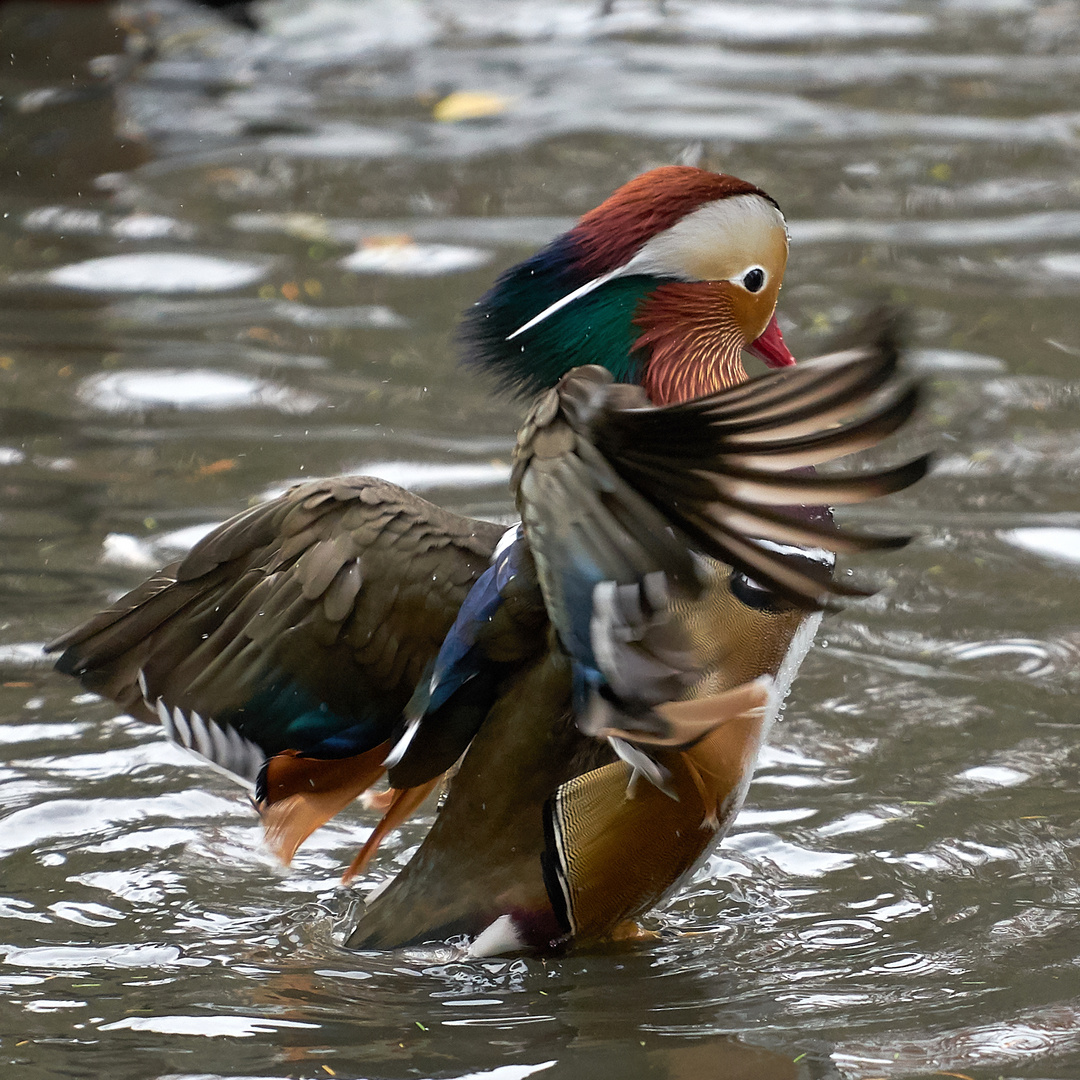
top-left (385, 526), bottom-right (529, 785)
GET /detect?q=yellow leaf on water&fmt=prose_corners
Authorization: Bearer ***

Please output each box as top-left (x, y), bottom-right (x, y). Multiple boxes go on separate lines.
top-left (362, 234), bottom-right (413, 249)
top-left (433, 91), bottom-right (509, 122)
top-left (204, 168), bottom-right (246, 184)
top-left (197, 459), bottom-right (237, 477)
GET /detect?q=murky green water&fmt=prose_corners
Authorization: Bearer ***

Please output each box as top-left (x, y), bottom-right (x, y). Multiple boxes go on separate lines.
top-left (1, 1), bottom-right (1079, 1078)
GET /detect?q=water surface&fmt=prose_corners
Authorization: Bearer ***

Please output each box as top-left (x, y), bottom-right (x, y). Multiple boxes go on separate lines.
top-left (1, 1), bottom-right (1079, 1078)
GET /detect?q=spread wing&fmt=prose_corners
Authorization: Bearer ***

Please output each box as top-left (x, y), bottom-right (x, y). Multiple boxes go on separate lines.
top-left (381, 324), bottom-right (928, 805)
top-left (524, 330), bottom-right (927, 608)
top-left (585, 343), bottom-right (926, 608)
top-left (47, 476), bottom-right (504, 858)
top-left (510, 326), bottom-right (927, 749)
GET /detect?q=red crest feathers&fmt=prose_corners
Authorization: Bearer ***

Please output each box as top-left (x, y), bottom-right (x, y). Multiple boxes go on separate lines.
top-left (570, 166), bottom-right (777, 279)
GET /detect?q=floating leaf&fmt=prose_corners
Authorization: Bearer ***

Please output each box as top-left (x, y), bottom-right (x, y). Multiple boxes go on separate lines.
top-left (433, 91), bottom-right (509, 122)
top-left (197, 459), bottom-right (238, 477)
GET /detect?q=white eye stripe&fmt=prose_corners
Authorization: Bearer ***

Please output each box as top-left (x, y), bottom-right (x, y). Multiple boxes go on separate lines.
top-left (634, 194), bottom-right (785, 282)
top-left (507, 193), bottom-right (785, 340)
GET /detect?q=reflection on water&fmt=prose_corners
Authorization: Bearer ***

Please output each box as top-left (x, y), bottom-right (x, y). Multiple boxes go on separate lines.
top-left (1, 0), bottom-right (1080, 1078)
top-left (77, 368), bottom-right (323, 413)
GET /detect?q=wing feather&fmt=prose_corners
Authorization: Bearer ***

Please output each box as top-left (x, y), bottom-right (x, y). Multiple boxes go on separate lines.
top-left (514, 315), bottom-right (926, 624)
top-left (48, 477), bottom-right (504, 778)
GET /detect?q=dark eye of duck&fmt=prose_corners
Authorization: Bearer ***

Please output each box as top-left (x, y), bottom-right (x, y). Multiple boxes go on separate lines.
top-left (729, 569), bottom-right (781, 613)
top-left (742, 268), bottom-right (765, 293)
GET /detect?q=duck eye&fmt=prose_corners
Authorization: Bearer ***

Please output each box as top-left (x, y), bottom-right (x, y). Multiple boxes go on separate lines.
top-left (742, 268), bottom-right (765, 293)
top-left (729, 569), bottom-right (781, 613)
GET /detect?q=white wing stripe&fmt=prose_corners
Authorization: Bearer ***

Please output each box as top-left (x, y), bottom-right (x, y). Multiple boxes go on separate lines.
top-left (151, 699), bottom-right (265, 791)
top-left (201, 712), bottom-right (229, 763)
top-left (188, 710), bottom-right (214, 758)
top-left (171, 706), bottom-right (193, 748)
top-left (156, 698), bottom-right (175, 739)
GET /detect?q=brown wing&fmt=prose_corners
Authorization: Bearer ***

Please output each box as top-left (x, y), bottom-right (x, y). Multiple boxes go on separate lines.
top-left (47, 477), bottom-right (504, 841)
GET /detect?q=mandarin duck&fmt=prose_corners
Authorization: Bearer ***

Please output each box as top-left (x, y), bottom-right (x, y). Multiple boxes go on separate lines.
top-left (48, 167), bottom-right (927, 954)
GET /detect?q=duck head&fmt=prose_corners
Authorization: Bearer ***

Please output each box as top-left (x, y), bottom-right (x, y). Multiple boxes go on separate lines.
top-left (459, 165), bottom-right (795, 406)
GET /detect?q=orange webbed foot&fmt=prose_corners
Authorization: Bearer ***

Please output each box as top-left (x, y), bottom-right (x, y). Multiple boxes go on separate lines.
top-left (342, 777), bottom-right (442, 884)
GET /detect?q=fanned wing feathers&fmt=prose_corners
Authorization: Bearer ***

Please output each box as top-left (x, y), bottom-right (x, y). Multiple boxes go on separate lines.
top-left (702, 384), bottom-right (922, 471)
top-left (48, 477), bottom-right (504, 805)
top-left (530, 331), bottom-right (927, 612)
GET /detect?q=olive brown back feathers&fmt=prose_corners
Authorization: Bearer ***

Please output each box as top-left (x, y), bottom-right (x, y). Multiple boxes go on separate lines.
top-left (47, 478), bottom-right (506, 867)
top-left (459, 166), bottom-right (793, 403)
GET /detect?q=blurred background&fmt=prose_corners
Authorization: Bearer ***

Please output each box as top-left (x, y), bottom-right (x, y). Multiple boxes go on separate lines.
top-left (1, 1), bottom-right (1079, 1078)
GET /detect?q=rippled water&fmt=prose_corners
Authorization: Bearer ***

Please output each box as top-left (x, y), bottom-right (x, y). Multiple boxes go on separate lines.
top-left (2, 1), bottom-right (1079, 1078)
